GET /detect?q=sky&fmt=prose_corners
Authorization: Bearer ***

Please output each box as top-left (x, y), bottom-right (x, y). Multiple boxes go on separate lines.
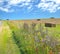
top-left (0, 0), bottom-right (60, 20)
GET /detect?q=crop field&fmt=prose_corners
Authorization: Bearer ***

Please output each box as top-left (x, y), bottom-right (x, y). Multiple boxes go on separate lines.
top-left (0, 19), bottom-right (60, 54)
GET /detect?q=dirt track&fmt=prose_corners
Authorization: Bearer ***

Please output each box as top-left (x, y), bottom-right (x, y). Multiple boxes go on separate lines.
top-left (0, 21), bottom-right (2, 32)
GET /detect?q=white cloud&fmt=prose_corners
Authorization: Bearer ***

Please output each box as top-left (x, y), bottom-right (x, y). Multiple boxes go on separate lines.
top-left (0, 0), bottom-right (60, 13)
top-left (37, 0), bottom-right (60, 12)
top-left (8, 0), bottom-right (32, 5)
top-left (28, 5), bottom-right (32, 9)
top-left (0, 0), bottom-right (3, 3)
top-left (0, 0), bottom-right (33, 12)
top-left (58, 7), bottom-right (60, 10)
top-left (0, 7), bottom-right (14, 12)
top-left (8, 0), bottom-right (22, 5)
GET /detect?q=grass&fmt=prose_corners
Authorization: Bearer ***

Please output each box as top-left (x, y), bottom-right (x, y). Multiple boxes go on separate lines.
top-left (0, 20), bottom-right (60, 54)
top-left (0, 21), bottom-right (20, 54)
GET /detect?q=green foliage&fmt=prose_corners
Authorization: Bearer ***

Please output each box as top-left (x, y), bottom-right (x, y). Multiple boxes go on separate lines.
top-left (0, 21), bottom-right (60, 54)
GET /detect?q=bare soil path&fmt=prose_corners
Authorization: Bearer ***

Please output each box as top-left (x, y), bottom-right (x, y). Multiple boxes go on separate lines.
top-left (0, 21), bottom-right (2, 32)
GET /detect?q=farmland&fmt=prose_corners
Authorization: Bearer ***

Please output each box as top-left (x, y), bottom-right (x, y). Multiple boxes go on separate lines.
top-left (0, 18), bottom-right (60, 54)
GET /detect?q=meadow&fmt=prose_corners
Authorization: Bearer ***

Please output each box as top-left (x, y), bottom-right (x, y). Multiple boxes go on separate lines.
top-left (0, 19), bottom-right (60, 54)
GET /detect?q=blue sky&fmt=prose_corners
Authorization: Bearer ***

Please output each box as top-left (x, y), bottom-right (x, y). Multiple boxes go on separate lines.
top-left (0, 0), bottom-right (60, 20)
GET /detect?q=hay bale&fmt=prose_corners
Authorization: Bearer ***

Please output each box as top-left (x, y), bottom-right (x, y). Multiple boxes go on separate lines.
top-left (45, 23), bottom-right (56, 27)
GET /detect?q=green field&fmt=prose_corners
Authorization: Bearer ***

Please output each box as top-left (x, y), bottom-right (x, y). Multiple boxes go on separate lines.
top-left (0, 20), bottom-right (60, 54)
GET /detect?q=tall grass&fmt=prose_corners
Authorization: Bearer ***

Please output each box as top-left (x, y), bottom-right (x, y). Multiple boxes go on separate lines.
top-left (1, 20), bottom-right (60, 54)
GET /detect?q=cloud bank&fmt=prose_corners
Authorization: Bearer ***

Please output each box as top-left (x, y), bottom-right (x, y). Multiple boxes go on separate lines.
top-left (0, 0), bottom-right (60, 13)
top-left (37, 0), bottom-right (60, 12)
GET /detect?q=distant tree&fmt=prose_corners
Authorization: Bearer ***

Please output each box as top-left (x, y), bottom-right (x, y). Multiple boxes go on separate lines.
top-left (50, 17), bottom-right (55, 19)
top-left (6, 19), bottom-right (9, 20)
top-left (37, 19), bottom-right (41, 21)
